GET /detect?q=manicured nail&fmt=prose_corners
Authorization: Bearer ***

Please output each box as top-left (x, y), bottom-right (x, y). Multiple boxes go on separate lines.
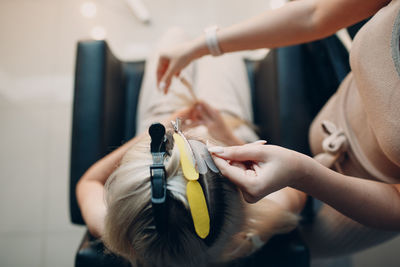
top-left (208, 146), bottom-right (224, 154)
top-left (253, 140), bottom-right (267, 145)
top-left (159, 81), bottom-right (166, 91)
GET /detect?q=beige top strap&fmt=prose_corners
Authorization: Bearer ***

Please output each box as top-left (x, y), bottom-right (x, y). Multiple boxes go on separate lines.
top-left (313, 120), bottom-right (348, 170)
top-left (314, 81), bottom-right (396, 181)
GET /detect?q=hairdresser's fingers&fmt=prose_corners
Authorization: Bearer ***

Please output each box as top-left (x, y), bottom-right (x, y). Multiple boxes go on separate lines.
top-left (156, 56), bottom-right (169, 86)
top-left (213, 157), bottom-right (249, 185)
top-left (253, 163), bottom-right (262, 174)
top-left (231, 161), bottom-right (248, 171)
top-left (159, 53), bottom-right (192, 94)
top-left (159, 65), bottom-right (178, 94)
top-left (157, 54), bottom-right (184, 94)
top-left (213, 157), bottom-right (261, 203)
top-left (208, 143), bottom-right (266, 162)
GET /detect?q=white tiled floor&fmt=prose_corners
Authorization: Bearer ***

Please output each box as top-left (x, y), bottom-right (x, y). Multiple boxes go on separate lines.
top-left (0, 0), bottom-right (399, 267)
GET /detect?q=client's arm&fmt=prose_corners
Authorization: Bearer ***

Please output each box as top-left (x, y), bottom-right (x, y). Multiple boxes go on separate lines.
top-left (76, 135), bottom-right (145, 238)
top-left (225, 186), bottom-right (306, 259)
top-left (243, 187), bottom-right (306, 240)
top-left (265, 187), bottom-right (307, 215)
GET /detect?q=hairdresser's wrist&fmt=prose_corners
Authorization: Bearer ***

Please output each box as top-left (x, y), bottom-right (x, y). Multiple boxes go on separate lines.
top-left (289, 152), bottom-right (316, 190)
top-left (188, 35), bottom-right (210, 60)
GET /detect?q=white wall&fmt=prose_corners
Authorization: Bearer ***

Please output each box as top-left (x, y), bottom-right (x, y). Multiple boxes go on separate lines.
top-left (0, 0), bottom-right (398, 266)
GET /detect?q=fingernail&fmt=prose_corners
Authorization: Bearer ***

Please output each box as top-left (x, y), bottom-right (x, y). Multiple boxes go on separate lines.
top-left (253, 140), bottom-right (267, 145)
top-left (208, 146), bottom-right (224, 154)
top-left (159, 81), bottom-right (166, 91)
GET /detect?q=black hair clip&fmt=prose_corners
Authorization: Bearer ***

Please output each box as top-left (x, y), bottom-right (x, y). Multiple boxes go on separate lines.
top-left (149, 123), bottom-right (168, 233)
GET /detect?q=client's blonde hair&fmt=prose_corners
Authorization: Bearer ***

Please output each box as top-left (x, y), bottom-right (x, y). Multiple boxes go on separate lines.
top-left (103, 130), bottom-right (243, 267)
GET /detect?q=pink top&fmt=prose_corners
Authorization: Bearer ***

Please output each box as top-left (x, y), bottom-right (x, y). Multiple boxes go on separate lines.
top-left (309, 0), bottom-right (400, 183)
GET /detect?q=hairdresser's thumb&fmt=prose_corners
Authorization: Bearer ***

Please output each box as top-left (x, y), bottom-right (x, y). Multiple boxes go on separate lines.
top-left (212, 156), bottom-right (261, 203)
top-left (212, 156), bottom-right (247, 186)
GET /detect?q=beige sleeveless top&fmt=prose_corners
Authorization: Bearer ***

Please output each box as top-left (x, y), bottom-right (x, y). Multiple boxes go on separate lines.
top-left (309, 0), bottom-right (400, 183)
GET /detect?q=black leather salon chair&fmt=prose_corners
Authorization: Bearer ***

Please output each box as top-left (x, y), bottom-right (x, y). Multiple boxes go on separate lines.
top-left (70, 26), bottom-right (355, 266)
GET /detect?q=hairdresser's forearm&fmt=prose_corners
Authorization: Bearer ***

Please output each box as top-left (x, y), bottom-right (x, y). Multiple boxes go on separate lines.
top-left (218, 0), bottom-right (319, 52)
top-left (294, 159), bottom-right (400, 230)
top-left (188, 1), bottom-right (316, 60)
top-left (189, 0), bottom-right (388, 59)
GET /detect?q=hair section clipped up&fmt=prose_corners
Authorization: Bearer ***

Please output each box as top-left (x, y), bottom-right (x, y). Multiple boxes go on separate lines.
top-left (102, 121), bottom-right (243, 267)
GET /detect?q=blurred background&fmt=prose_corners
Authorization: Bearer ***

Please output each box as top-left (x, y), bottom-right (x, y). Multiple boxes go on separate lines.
top-left (0, 0), bottom-right (399, 266)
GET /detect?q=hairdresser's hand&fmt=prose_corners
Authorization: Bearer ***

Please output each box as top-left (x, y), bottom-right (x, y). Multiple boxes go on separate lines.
top-left (191, 102), bottom-right (244, 146)
top-left (209, 143), bottom-right (310, 203)
top-left (157, 42), bottom-right (192, 93)
top-left (157, 37), bottom-right (207, 94)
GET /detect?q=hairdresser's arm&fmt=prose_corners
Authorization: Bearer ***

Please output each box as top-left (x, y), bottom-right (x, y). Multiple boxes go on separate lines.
top-left (76, 135), bottom-right (144, 238)
top-left (212, 0), bottom-right (388, 52)
top-left (211, 144), bottom-right (400, 231)
top-left (157, 0), bottom-right (390, 91)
